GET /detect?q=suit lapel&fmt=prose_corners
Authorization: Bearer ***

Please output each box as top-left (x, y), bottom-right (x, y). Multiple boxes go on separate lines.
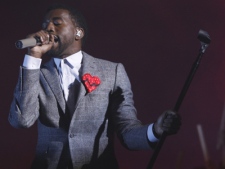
top-left (74, 52), bottom-right (105, 110)
top-left (40, 53), bottom-right (104, 115)
top-left (41, 59), bottom-right (66, 113)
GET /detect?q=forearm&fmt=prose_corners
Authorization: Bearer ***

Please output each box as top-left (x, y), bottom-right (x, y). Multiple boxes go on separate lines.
top-left (9, 67), bottom-right (40, 128)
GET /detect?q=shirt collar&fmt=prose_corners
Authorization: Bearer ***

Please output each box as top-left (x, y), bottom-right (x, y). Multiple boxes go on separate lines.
top-left (53, 51), bottom-right (83, 70)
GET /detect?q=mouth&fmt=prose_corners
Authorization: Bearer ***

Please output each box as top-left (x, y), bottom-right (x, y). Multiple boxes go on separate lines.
top-left (53, 35), bottom-right (59, 42)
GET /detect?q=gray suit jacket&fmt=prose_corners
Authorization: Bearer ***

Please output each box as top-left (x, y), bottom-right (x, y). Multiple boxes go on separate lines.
top-left (9, 52), bottom-right (153, 169)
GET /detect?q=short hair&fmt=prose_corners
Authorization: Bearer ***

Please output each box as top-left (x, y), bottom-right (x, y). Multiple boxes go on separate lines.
top-left (46, 3), bottom-right (88, 45)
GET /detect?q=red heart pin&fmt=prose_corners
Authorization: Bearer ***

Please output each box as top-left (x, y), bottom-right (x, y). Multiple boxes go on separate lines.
top-left (82, 73), bottom-right (101, 93)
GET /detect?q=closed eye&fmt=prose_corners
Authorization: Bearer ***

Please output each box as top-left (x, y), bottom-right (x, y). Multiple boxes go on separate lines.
top-left (42, 18), bottom-right (63, 29)
top-left (53, 19), bottom-right (62, 26)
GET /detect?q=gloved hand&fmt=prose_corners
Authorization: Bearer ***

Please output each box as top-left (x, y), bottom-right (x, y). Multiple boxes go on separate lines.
top-left (153, 110), bottom-right (181, 138)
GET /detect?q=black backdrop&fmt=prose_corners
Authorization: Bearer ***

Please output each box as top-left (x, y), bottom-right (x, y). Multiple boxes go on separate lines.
top-left (1, 0), bottom-right (225, 169)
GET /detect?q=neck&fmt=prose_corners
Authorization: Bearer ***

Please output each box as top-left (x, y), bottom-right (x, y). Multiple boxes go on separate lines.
top-left (56, 47), bottom-right (81, 59)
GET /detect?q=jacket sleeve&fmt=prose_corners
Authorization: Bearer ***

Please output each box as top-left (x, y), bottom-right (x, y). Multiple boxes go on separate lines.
top-left (110, 63), bottom-right (155, 150)
top-left (8, 66), bottom-right (41, 128)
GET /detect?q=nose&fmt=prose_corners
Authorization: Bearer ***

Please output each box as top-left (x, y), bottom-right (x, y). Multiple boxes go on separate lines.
top-left (44, 21), bottom-right (54, 33)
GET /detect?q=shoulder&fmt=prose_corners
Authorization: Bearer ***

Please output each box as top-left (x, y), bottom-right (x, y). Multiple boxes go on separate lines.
top-left (82, 51), bottom-right (125, 70)
top-left (82, 52), bottom-right (130, 85)
top-left (82, 52), bottom-right (129, 86)
top-left (82, 51), bottom-right (126, 73)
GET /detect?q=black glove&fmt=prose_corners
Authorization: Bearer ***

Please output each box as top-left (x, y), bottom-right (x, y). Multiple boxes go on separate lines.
top-left (153, 110), bottom-right (181, 138)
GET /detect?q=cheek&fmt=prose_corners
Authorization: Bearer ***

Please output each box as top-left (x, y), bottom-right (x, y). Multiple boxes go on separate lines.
top-left (61, 28), bottom-right (75, 41)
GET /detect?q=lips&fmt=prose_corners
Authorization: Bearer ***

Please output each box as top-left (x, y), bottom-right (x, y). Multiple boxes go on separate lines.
top-left (53, 35), bottom-right (59, 42)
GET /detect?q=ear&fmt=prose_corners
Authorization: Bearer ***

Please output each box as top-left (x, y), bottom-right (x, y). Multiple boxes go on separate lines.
top-left (75, 28), bottom-right (84, 40)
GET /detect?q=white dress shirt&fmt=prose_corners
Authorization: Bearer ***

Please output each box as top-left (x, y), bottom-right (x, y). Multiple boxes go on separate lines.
top-left (22, 51), bottom-right (158, 142)
top-left (53, 51), bottom-right (82, 101)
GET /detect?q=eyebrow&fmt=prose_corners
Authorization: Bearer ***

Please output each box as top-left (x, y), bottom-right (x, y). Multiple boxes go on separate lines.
top-left (43, 17), bottom-right (63, 22)
top-left (52, 17), bottom-right (63, 20)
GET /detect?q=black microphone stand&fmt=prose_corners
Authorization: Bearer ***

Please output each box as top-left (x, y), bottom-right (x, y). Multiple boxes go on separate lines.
top-left (146, 29), bottom-right (211, 169)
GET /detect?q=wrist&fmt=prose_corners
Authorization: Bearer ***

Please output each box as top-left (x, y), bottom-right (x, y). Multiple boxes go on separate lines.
top-left (152, 123), bottom-right (161, 139)
top-left (27, 49), bottom-right (42, 58)
top-left (23, 55), bottom-right (42, 69)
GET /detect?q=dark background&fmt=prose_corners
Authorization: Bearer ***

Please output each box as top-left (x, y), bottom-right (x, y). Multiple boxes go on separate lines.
top-left (1, 0), bottom-right (225, 169)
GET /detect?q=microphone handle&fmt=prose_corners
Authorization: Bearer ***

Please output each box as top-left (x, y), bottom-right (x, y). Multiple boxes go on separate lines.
top-left (15, 37), bottom-right (41, 49)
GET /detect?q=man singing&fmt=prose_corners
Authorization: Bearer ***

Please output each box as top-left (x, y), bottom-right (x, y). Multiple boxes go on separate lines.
top-left (9, 3), bottom-right (181, 169)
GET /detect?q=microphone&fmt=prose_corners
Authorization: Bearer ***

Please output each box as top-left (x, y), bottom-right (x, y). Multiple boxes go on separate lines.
top-left (15, 37), bottom-right (42, 49)
top-left (197, 29), bottom-right (211, 53)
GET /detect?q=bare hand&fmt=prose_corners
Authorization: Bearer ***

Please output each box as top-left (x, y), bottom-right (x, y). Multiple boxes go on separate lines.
top-left (27, 30), bottom-right (54, 58)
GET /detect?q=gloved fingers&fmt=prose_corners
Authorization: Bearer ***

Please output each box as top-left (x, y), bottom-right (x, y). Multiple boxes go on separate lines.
top-left (162, 112), bottom-right (181, 134)
top-left (163, 115), bottom-right (181, 125)
top-left (154, 110), bottom-right (182, 137)
top-left (162, 127), bottom-right (180, 134)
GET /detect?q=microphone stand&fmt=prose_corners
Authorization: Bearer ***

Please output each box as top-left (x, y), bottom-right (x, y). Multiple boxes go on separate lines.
top-left (146, 29), bottom-right (211, 169)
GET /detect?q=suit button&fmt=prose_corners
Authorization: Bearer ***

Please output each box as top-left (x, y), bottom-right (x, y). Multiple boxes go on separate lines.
top-left (69, 133), bottom-right (75, 138)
